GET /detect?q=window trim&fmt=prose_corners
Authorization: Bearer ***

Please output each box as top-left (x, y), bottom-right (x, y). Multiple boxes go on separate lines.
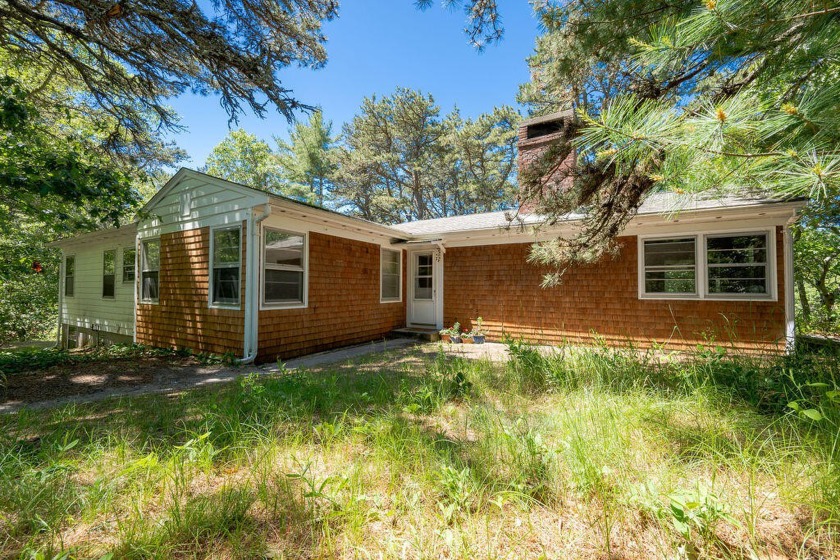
top-left (122, 247), bottom-right (136, 284)
top-left (102, 248), bottom-right (116, 299)
top-left (208, 224), bottom-right (243, 309)
top-left (638, 236), bottom-right (700, 299)
top-left (64, 255), bottom-right (75, 298)
top-left (260, 226), bottom-right (308, 310)
top-left (638, 227), bottom-right (777, 301)
top-left (380, 247), bottom-right (403, 303)
top-left (140, 238), bottom-right (160, 304)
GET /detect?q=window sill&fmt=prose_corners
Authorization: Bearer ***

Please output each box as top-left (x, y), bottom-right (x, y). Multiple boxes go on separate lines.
top-left (210, 303), bottom-right (242, 310)
top-left (139, 300), bottom-right (159, 305)
top-left (380, 298), bottom-right (403, 304)
top-left (639, 293), bottom-right (775, 302)
top-left (261, 302), bottom-right (307, 311)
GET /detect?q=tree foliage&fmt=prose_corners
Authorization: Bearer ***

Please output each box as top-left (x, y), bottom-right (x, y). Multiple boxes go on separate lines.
top-left (203, 128), bottom-right (314, 203)
top-left (454, 0), bottom-right (840, 285)
top-left (0, 75), bottom-right (140, 234)
top-left (0, 216), bottom-right (59, 345)
top-left (332, 87), bottom-right (518, 223)
top-left (794, 197), bottom-right (840, 333)
top-left (415, 0), bottom-right (503, 49)
top-left (276, 111), bottom-right (336, 206)
top-left (1, 0), bottom-right (338, 160)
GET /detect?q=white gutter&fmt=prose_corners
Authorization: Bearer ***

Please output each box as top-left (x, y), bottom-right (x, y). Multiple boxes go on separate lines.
top-left (237, 204), bottom-right (271, 364)
top-left (784, 211), bottom-right (800, 353)
top-left (132, 237), bottom-right (139, 344)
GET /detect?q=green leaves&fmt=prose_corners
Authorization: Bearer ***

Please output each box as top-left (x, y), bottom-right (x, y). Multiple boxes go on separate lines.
top-left (511, 0), bottom-right (840, 278)
top-left (332, 88), bottom-right (518, 223)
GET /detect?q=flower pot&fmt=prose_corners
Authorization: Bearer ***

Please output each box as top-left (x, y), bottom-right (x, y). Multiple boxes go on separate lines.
top-left (451, 336), bottom-right (462, 344)
top-left (440, 334), bottom-right (451, 343)
top-left (461, 336), bottom-right (474, 344)
top-left (473, 335), bottom-right (486, 344)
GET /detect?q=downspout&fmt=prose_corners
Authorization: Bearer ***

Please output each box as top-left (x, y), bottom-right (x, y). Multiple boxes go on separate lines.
top-left (238, 203), bottom-right (271, 364)
top-left (784, 213), bottom-right (798, 353)
top-left (54, 252), bottom-right (64, 349)
top-left (132, 236), bottom-right (139, 344)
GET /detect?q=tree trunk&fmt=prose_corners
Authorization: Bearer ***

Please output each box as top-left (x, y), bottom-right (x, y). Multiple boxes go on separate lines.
top-left (797, 277), bottom-right (811, 321)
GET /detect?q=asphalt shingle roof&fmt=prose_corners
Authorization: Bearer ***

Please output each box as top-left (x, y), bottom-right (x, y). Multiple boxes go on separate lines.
top-left (392, 192), bottom-right (789, 237)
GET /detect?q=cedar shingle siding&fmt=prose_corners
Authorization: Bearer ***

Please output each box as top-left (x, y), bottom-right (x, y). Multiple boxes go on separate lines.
top-left (258, 232), bottom-right (405, 362)
top-left (443, 228), bottom-right (787, 352)
top-left (136, 225), bottom-right (246, 356)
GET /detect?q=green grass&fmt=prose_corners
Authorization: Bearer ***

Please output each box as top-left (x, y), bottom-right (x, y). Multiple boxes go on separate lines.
top-left (0, 344), bottom-right (236, 377)
top-left (1, 342), bottom-right (838, 559)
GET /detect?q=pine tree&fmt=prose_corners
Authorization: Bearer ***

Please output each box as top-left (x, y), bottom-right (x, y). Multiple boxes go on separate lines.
top-left (449, 0), bottom-right (840, 283)
top-left (203, 129), bottom-right (311, 202)
top-left (331, 88), bottom-right (518, 224)
top-left (276, 111), bottom-right (336, 206)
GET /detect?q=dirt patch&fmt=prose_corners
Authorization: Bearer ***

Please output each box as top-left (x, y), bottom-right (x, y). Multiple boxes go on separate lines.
top-left (1, 356), bottom-right (228, 406)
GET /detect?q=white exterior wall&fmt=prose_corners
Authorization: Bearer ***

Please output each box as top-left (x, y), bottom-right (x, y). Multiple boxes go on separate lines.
top-left (137, 170), bottom-right (270, 239)
top-left (59, 226), bottom-right (137, 338)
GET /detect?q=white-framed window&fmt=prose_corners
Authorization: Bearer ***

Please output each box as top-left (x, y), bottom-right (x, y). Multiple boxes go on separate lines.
top-left (638, 228), bottom-right (775, 300)
top-left (140, 239), bottom-right (160, 303)
top-left (102, 249), bottom-right (116, 298)
top-left (122, 248), bottom-right (136, 283)
top-left (210, 225), bottom-right (242, 307)
top-left (706, 232), bottom-right (770, 297)
top-left (380, 248), bottom-right (402, 303)
top-left (640, 237), bottom-right (698, 297)
top-left (64, 255), bottom-right (75, 297)
top-left (262, 227), bottom-right (307, 308)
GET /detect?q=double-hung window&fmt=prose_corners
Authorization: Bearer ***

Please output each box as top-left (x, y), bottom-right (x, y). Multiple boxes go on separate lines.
top-left (64, 256), bottom-right (75, 297)
top-left (380, 248), bottom-right (402, 302)
top-left (263, 228), bottom-right (306, 307)
top-left (640, 230), bottom-right (773, 300)
top-left (210, 226), bottom-right (241, 306)
top-left (641, 237), bottom-right (697, 296)
top-left (706, 233), bottom-right (769, 296)
top-left (141, 240), bottom-right (160, 303)
top-left (122, 248), bottom-right (136, 283)
top-left (103, 249), bottom-right (116, 298)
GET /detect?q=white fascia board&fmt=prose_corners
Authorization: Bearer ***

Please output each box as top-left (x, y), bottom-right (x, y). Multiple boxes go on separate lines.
top-left (49, 224), bottom-right (138, 248)
top-left (430, 202), bottom-right (805, 247)
top-left (268, 202), bottom-right (410, 244)
top-left (137, 210), bottom-right (256, 239)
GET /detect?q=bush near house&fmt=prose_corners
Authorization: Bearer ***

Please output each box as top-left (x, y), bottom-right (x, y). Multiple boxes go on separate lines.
top-left (0, 342), bottom-right (838, 558)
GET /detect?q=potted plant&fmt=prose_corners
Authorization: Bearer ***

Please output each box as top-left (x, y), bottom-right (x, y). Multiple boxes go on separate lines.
top-left (439, 322), bottom-right (461, 343)
top-left (470, 317), bottom-right (486, 344)
top-left (461, 332), bottom-right (474, 344)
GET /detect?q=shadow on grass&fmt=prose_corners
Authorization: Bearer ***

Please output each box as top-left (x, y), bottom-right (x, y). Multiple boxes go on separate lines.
top-left (2, 344), bottom-right (839, 558)
top-left (0, 350), bottom-right (485, 558)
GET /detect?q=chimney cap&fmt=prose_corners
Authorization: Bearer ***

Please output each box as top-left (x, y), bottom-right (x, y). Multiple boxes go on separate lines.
top-left (519, 109), bottom-right (576, 129)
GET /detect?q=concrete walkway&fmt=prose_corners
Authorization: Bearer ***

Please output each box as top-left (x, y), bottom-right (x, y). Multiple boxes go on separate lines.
top-left (0, 338), bottom-right (419, 414)
top-left (0, 338), bottom-right (530, 414)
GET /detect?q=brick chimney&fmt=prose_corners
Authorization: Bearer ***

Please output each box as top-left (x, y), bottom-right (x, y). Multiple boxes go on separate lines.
top-left (517, 109), bottom-right (576, 213)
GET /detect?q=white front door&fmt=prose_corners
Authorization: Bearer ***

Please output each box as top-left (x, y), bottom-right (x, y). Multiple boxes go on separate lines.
top-left (409, 251), bottom-right (438, 327)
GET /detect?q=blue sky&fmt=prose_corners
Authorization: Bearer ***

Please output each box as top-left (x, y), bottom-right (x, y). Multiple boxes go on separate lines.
top-left (167, 0), bottom-right (541, 166)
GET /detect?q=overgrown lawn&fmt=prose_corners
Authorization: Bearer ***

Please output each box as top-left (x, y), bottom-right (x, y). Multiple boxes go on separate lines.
top-left (1, 342), bottom-right (838, 559)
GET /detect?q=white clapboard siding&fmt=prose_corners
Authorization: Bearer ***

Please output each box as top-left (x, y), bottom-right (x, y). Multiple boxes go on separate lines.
top-left (138, 170), bottom-right (270, 238)
top-left (59, 225), bottom-right (137, 337)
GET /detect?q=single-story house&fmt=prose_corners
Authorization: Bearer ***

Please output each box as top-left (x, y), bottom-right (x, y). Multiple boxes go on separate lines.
top-left (51, 112), bottom-right (805, 361)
